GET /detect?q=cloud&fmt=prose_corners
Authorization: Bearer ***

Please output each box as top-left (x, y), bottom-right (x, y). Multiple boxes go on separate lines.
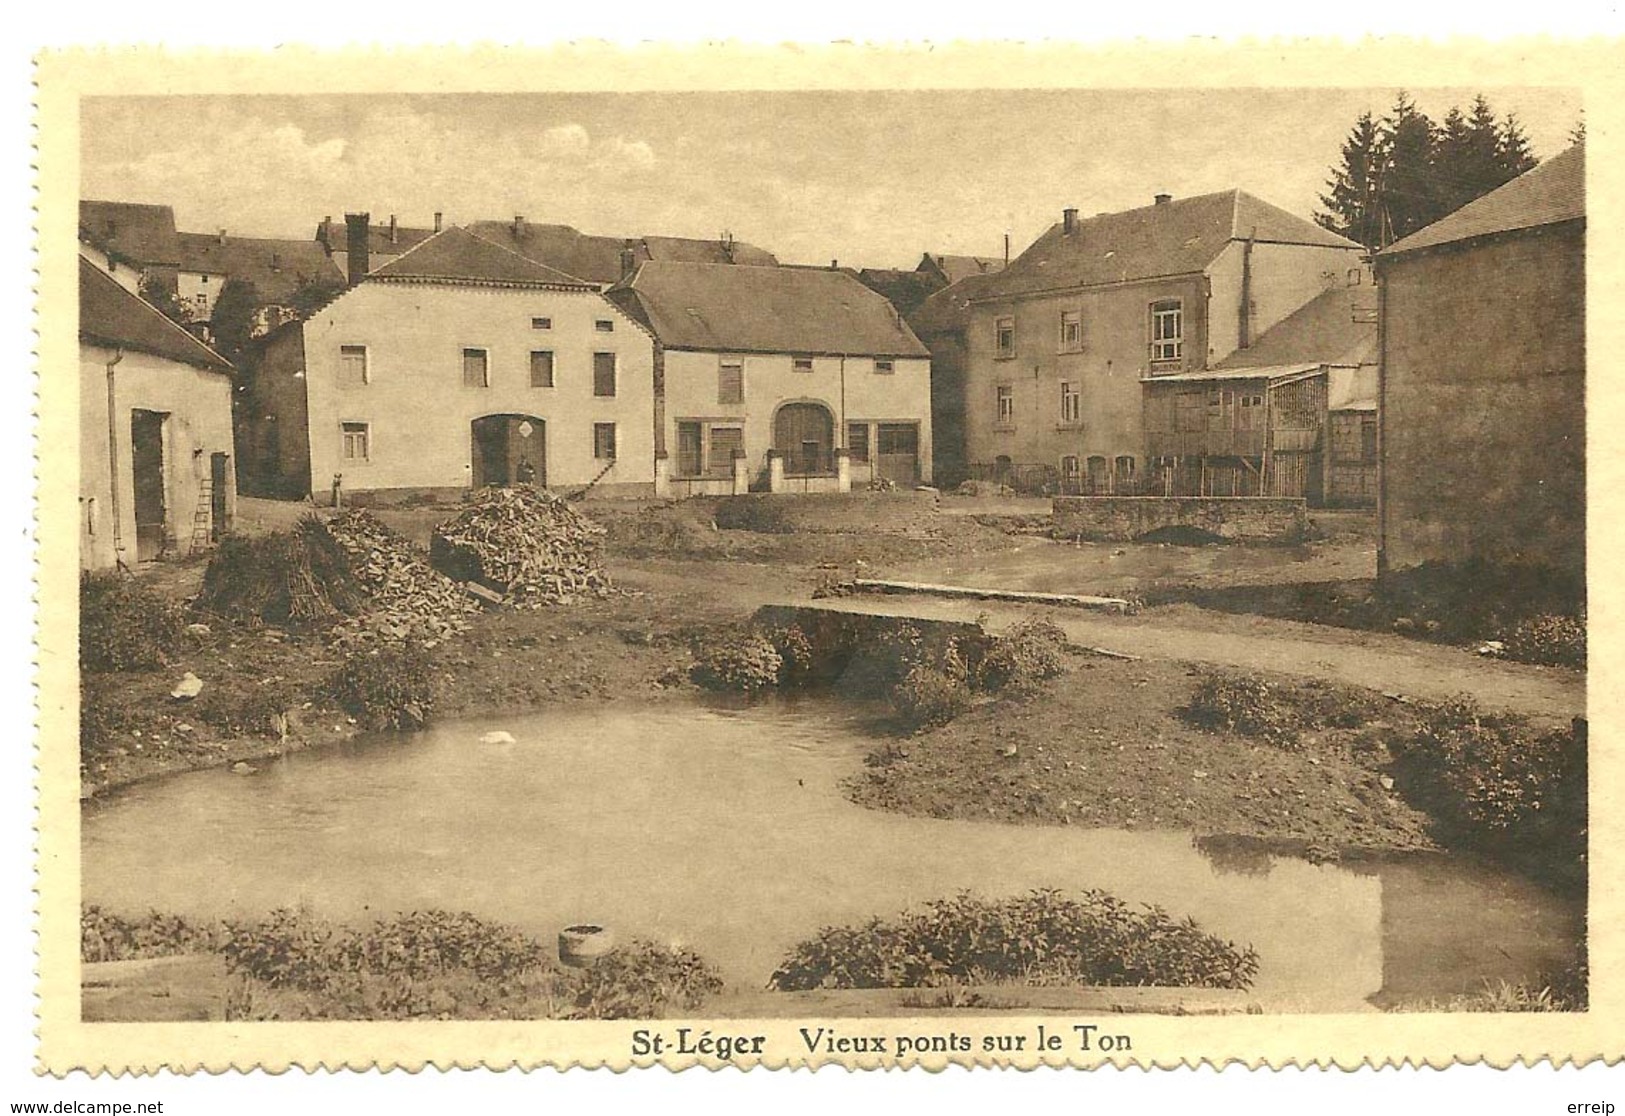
top-left (541, 122), bottom-right (591, 154)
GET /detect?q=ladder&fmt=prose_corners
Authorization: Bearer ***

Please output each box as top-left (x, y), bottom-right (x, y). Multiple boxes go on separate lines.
top-left (188, 477), bottom-right (213, 556)
top-left (567, 458), bottom-right (618, 502)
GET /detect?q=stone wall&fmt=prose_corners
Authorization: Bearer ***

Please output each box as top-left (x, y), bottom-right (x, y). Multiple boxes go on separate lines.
top-left (1052, 496), bottom-right (1307, 542)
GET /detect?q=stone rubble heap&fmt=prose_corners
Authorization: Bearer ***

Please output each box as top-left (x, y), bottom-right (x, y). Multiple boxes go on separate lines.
top-left (429, 487), bottom-right (612, 607)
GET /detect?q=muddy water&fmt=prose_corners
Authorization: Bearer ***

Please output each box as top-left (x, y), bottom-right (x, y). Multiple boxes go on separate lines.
top-left (81, 697), bottom-right (1579, 1011)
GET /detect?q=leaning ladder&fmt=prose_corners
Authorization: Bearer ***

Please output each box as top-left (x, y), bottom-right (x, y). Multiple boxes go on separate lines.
top-left (188, 477), bottom-right (213, 556)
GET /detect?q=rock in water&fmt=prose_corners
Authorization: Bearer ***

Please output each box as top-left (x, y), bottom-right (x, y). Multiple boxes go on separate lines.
top-left (171, 672), bottom-right (204, 700)
top-left (479, 730), bottom-right (517, 745)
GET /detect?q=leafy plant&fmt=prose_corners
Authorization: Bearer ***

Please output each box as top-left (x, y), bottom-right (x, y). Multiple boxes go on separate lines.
top-left (79, 571), bottom-right (186, 673)
top-left (327, 643), bottom-right (437, 730)
top-left (1182, 672), bottom-right (1308, 750)
top-left (770, 889), bottom-right (1259, 992)
top-left (81, 906), bottom-right (229, 963)
top-left (691, 630), bottom-right (783, 692)
top-left (975, 621), bottom-right (1067, 692)
top-left (1502, 613), bottom-right (1586, 668)
top-left (890, 664), bottom-right (972, 730)
top-left (565, 939), bottom-right (724, 1019)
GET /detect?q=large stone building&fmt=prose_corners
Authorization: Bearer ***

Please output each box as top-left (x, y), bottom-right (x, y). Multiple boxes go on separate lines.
top-left (79, 256), bottom-right (236, 568)
top-left (608, 261), bottom-right (933, 495)
top-left (1374, 144), bottom-right (1585, 581)
top-left (243, 226), bottom-right (658, 501)
top-left (956, 191), bottom-right (1364, 493)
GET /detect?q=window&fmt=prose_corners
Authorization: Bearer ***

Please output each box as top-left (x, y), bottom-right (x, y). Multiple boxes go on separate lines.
top-left (531, 316), bottom-right (552, 330)
top-left (1115, 455), bottom-right (1136, 482)
top-left (996, 384), bottom-right (1015, 425)
top-left (995, 316), bottom-right (1015, 358)
top-left (718, 358), bottom-right (744, 405)
top-left (1239, 393), bottom-right (1264, 408)
top-left (1150, 300), bottom-right (1183, 363)
top-left (708, 426), bottom-right (743, 476)
top-left (874, 359), bottom-right (895, 375)
top-left (593, 422), bottom-right (617, 460)
top-left (1060, 309), bottom-right (1082, 350)
top-left (593, 352), bottom-right (617, 397)
top-left (1060, 381), bottom-right (1081, 425)
top-left (847, 422), bottom-right (870, 464)
top-left (792, 356), bottom-right (815, 374)
top-left (529, 351), bottom-right (555, 388)
top-left (341, 422), bottom-right (370, 462)
top-left (1061, 455), bottom-right (1081, 484)
top-left (1361, 416), bottom-right (1378, 464)
top-left (462, 347), bottom-right (489, 388)
top-left (594, 319), bottom-right (615, 333)
top-left (339, 345), bottom-right (368, 388)
top-left (876, 423), bottom-right (918, 456)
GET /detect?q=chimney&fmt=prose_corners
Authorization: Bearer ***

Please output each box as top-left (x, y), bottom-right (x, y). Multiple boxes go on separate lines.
top-left (1062, 207), bottom-right (1079, 235)
top-left (433, 211), bottom-right (443, 233)
top-left (320, 216), bottom-right (333, 250)
top-left (513, 214), bottom-right (526, 238)
top-left (389, 214), bottom-right (398, 244)
top-left (217, 228), bottom-right (227, 245)
top-left (830, 259), bottom-right (838, 270)
top-left (619, 247), bottom-right (637, 282)
top-left (271, 251), bottom-right (281, 272)
top-left (1154, 193), bottom-right (1172, 206)
top-left (344, 212), bottom-right (371, 286)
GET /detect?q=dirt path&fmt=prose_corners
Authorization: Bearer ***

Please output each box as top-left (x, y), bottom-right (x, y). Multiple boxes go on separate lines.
top-left (807, 594), bottom-right (1585, 721)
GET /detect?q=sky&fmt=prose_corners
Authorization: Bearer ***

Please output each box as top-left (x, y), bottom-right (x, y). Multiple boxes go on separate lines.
top-left (80, 87), bottom-right (1581, 270)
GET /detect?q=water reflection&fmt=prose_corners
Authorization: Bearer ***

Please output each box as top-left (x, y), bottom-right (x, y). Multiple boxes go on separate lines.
top-left (82, 696), bottom-right (1580, 1011)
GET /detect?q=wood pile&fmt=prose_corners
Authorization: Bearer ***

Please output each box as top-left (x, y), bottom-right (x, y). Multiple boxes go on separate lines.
top-left (429, 487), bottom-right (611, 607)
top-left (196, 515), bottom-right (366, 627)
top-left (324, 510), bottom-right (479, 650)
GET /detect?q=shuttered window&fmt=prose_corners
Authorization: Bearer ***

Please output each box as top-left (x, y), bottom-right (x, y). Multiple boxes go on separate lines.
top-left (708, 426), bottom-right (743, 476)
top-left (593, 352), bottom-right (616, 397)
top-left (718, 358), bottom-right (744, 404)
top-left (846, 422), bottom-right (870, 463)
top-left (462, 348), bottom-right (489, 388)
top-left (339, 345), bottom-right (368, 388)
top-left (530, 351), bottom-right (555, 388)
top-left (341, 422), bottom-right (369, 462)
top-left (676, 422), bottom-right (702, 477)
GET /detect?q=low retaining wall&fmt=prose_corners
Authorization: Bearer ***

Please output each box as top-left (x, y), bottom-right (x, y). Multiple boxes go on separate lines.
top-left (327, 482), bottom-right (657, 508)
top-left (1052, 496), bottom-right (1308, 543)
top-left (715, 489), bottom-right (940, 536)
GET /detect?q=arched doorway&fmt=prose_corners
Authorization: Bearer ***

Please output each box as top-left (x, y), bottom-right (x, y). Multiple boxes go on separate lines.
top-left (773, 402), bottom-right (835, 476)
top-left (471, 414), bottom-right (546, 488)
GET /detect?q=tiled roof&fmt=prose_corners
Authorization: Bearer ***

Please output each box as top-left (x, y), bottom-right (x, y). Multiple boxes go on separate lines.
top-left (1380, 144), bottom-right (1585, 258)
top-left (365, 227), bottom-right (596, 289)
top-left (79, 200), bottom-right (182, 268)
top-left (908, 269), bottom-right (1012, 337)
top-left (175, 233), bottom-right (344, 304)
top-left (468, 220), bottom-right (778, 285)
top-left (975, 190), bottom-right (1359, 301)
top-left (924, 253), bottom-right (1005, 285)
top-left (1213, 284), bottom-right (1379, 371)
top-left (315, 216), bottom-right (436, 258)
top-left (609, 261), bottom-right (929, 358)
top-left (79, 256), bottom-right (232, 373)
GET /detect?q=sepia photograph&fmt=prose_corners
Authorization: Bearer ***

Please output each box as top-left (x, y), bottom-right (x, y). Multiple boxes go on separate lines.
top-left (28, 43), bottom-right (1616, 1078)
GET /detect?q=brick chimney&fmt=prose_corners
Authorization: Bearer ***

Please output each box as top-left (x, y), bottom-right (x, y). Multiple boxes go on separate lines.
top-left (319, 216), bottom-right (333, 250)
top-left (344, 212), bottom-right (371, 286)
top-left (433, 211), bottom-right (443, 233)
top-left (217, 228), bottom-right (227, 245)
top-left (1062, 207), bottom-right (1078, 234)
top-left (513, 214), bottom-right (526, 238)
top-left (619, 247), bottom-right (637, 282)
top-left (1154, 193), bottom-right (1173, 206)
top-left (388, 214), bottom-right (398, 244)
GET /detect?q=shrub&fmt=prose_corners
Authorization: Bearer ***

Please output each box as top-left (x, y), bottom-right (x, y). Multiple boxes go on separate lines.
top-left (769, 889), bottom-right (1259, 992)
top-left (79, 571), bottom-right (186, 672)
top-left (81, 906), bottom-right (228, 963)
top-left (1182, 672), bottom-right (1306, 750)
top-left (327, 643), bottom-right (437, 730)
top-left (890, 664), bottom-right (973, 730)
top-left (691, 630), bottom-right (784, 692)
top-left (79, 677), bottom-right (135, 758)
top-left (565, 939), bottom-right (724, 1019)
top-left (1502, 613), bottom-right (1586, 668)
top-left (975, 621), bottom-right (1067, 692)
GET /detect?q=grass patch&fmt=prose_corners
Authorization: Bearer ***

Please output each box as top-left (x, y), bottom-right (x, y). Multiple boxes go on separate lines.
top-left (80, 571), bottom-right (186, 673)
top-left (769, 889), bottom-right (1259, 992)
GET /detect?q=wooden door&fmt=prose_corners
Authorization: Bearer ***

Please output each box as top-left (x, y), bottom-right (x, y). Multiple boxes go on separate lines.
top-left (130, 410), bottom-right (167, 561)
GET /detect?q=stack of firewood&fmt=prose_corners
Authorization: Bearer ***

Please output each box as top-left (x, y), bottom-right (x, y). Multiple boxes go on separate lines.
top-left (325, 509), bottom-right (479, 649)
top-left (429, 487), bottom-right (611, 606)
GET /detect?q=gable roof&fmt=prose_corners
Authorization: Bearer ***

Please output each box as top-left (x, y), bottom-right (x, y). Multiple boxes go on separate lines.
top-left (922, 253), bottom-right (1005, 286)
top-left (175, 233), bottom-right (345, 304)
top-left (1213, 284), bottom-right (1379, 371)
top-left (975, 190), bottom-right (1359, 301)
top-left (468, 220), bottom-right (778, 285)
top-left (315, 216), bottom-right (436, 258)
top-left (79, 200), bottom-right (182, 269)
top-left (609, 261), bottom-right (929, 358)
top-left (79, 256), bottom-right (233, 373)
top-left (909, 269), bottom-right (1014, 338)
top-left (365, 226), bottom-right (596, 290)
top-left (856, 267), bottom-right (945, 322)
top-left (1379, 143), bottom-right (1585, 259)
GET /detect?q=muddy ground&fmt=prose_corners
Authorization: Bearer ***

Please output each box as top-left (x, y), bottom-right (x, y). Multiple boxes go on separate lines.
top-left (83, 495), bottom-right (1579, 865)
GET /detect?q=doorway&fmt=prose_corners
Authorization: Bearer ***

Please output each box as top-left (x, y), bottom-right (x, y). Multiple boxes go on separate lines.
top-left (209, 453), bottom-right (230, 540)
top-left (130, 409), bottom-right (168, 561)
top-left (874, 422), bottom-right (920, 486)
top-left (773, 402), bottom-right (834, 475)
top-left (471, 415), bottom-right (546, 488)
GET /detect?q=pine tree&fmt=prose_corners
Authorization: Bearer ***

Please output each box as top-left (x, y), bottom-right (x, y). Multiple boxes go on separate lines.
top-left (1381, 93), bottom-right (1443, 243)
top-left (1499, 112), bottom-right (1539, 177)
top-left (1315, 111), bottom-right (1387, 250)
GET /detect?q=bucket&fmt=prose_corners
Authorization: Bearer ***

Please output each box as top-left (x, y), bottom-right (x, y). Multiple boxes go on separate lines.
top-left (558, 923), bottom-right (616, 968)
